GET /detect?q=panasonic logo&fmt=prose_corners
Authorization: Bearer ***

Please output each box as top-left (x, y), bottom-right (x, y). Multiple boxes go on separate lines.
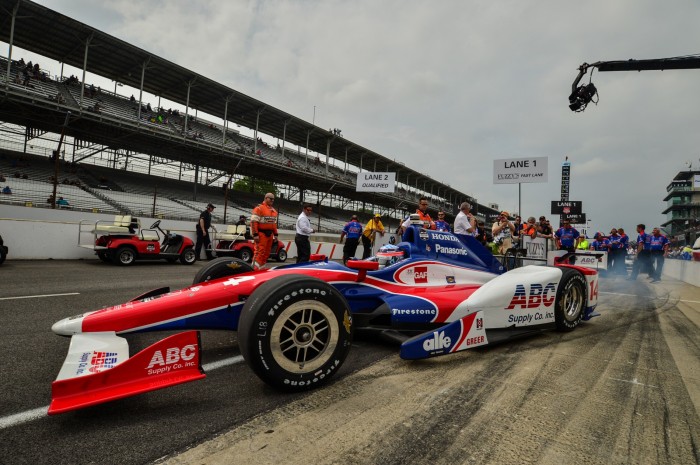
top-left (435, 244), bottom-right (467, 255)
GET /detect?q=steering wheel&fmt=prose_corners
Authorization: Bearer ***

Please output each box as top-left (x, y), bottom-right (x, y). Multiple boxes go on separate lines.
top-left (150, 220), bottom-right (161, 229)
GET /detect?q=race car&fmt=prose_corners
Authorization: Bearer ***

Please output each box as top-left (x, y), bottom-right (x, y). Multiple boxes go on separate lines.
top-left (49, 224), bottom-right (600, 414)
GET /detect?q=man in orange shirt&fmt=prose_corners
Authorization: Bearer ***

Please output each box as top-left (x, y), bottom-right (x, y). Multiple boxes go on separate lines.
top-left (251, 192), bottom-right (279, 269)
top-left (398, 196), bottom-right (436, 235)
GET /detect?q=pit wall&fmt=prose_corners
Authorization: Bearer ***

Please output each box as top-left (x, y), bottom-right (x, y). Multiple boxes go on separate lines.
top-left (0, 205), bottom-right (391, 260)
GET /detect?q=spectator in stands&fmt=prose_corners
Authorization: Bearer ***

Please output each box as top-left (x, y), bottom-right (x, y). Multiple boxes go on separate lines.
top-left (295, 204), bottom-right (315, 263)
top-left (251, 193), bottom-right (278, 270)
top-left (362, 214), bottom-right (385, 259)
top-left (434, 210), bottom-right (451, 232)
top-left (195, 203), bottom-right (216, 261)
top-left (22, 68), bottom-right (31, 86)
top-left (2, 185), bottom-right (11, 194)
top-left (0, 173), bottom-right (5, 182)
top-left (340, 215), bottom-right (363, 265)
top-left (130, 95), bottom-right (135, 104)
top-left (56, 196), bottom-right (69, 207)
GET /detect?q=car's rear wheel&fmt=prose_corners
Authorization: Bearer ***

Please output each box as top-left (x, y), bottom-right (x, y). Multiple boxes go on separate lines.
top-left (115, 246), bottom-right (137, 266)
top-left (238, 275), bottom-right (353, 392)
top-left (238, 248), bottom-right (253, 263)
top-left (276, 248), bottom-right (287, 262)
top-left (555, 268), bottom-right (587, 331)
top-left (179, 246), bottom-right (197, 265)
top-left (192, 257), bottom-right (254, 284)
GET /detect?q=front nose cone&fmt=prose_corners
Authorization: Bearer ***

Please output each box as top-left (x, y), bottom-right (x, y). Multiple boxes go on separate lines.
top-left (51, 313), bottom-right (87, 336)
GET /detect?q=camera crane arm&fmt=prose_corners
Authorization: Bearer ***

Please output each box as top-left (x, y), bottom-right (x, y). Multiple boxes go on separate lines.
top-left (569, 55), bottom-right (700, 112)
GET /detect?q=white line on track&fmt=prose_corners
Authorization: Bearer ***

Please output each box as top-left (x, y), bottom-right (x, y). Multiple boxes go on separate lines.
top-left (0, 292), bottom-right (80, 301)
top-left (601, 291), bottom-right (700, 304)
top-left (0, 355), bottom-right (244, 430)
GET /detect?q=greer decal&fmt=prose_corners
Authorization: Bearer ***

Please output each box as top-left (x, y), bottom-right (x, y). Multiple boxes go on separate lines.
top-left (506, 283), bottom-right (557, 309)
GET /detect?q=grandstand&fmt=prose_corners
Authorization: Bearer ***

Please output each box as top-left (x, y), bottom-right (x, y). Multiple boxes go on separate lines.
top-left (0, 0), bottom-right (498, 233)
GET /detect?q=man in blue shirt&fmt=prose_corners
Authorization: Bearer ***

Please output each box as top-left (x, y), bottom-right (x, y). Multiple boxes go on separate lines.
top-left (339, 215), bottom-right (363, 265)
top-left (434, 211), bottom-right (451, 232)
top-left (555, 220), bottom-right (581, 252)
top-left (648, 227), bottom-right (670, 282)
top-left (608, 228), bottom-right (625, 274)
top-left (590, 232), bottom-right (610, 251)
top-left (628, 223), bottom-right (652, 281)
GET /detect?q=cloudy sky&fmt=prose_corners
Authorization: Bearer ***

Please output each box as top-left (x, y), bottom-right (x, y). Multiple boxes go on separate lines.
top-left (20, 1), bottom-right (700, 234)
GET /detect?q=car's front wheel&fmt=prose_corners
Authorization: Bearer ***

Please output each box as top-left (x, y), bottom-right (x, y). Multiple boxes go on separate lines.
top-left (238, 275), bottom-right (353, 392)
top-left (114, 246), bottom-right (136, 266)
top-left (192, 257), bottom-right (254, 284)
top-left (555, 268), bottom-right (587, 331)
top-left (179, 246), bottom-right (197, 265)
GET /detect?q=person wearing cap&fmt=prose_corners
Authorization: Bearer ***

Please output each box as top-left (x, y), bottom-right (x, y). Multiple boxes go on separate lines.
top-left (195, 203), bottom-right (216, 260)
top-left (339, 214), bottom-right (363, 265)
top-left (454, 202), bottom-right (476, 236)
top-left (236, 215), bottom-right (252, 240)
top-left (251, 192), bottom-right (279, 270)
top-left (295, 203), bottom-right (315, 263)
top-left (491, 211), bottom-right (515, 255)
top-left (554, 219), bottom-right (581, 254)
top-left (362, 214), bottom-right (385, 259)
top-left (590, 232), bottom-right (610, 252)
top-left (607, 228), bottom-right (624, 273)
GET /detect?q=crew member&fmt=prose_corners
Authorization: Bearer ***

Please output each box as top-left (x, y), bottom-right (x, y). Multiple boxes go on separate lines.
top-left (608, 228), bottom-right (624, 274)
top-left (453, 202), bottom-right (476, 236)
top-left (554, 219), bottom-right (581, 253)
top-left (648, 227), bottom-right (669, 283)
top-left (295, 203), bottom-right (314, 263)
top-left (434, 211), bottom-right (451, 232)
top-left (195, 203), bottom-right (215, 260)
top-left (627, 224), bottom-right (651, 281)
top-left (362, 214), bottom-right (385, 259)
top-left (251, 193), bottom-right (278, 270)
top-left (399, 197), bottom-right (435, 235)
top-left (340, 215), bottom-right (363, 265)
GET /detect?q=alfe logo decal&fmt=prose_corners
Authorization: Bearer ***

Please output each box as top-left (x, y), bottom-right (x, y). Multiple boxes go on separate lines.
top-left (146, 344), bottom-right (197, 374)
top-left (506, 283), bottom-right (557, 309)
top-left (414, 266), bottom-right (428, 284)
top-left (423, 331), bottom-right (451, 351)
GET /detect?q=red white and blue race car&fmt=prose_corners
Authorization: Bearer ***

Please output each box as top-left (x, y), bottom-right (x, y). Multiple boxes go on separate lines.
top-left (49, 225), bottom-right (600, 414)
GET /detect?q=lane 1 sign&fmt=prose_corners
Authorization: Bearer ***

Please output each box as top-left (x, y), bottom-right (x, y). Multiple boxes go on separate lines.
top-left (562, 213), bottom-right (586, 224)
top-left (493, 157), bottom-right (548, 184)
top-left (551, 200), bottom-right (582, 215)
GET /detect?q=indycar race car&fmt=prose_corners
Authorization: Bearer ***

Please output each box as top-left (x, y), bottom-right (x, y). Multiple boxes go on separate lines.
top-left (78, 218), bottom-right (196, 266)
top-left (49, 225), bottom-right (600, 414)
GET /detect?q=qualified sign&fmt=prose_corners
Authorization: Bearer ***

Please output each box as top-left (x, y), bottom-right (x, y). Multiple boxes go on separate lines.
top-left (493, 157), bottom-right (548, 184)
top-left (356, 172), bottom-right (396, 193)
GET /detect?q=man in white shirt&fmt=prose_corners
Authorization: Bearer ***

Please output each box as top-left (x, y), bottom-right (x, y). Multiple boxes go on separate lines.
top-left (295, 203), bottom-right (315, 263)
top-left (454, 202), bottom-right (476, 236)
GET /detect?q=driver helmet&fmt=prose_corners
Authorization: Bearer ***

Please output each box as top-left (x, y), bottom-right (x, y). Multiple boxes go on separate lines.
top-left (409, 213), bottom-right (422, 225)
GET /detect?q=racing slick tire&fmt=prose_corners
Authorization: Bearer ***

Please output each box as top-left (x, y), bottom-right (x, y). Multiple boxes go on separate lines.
top-left (114, 246), bottom-right (137, 266)
top-left (238, 275), bottom-right (354, 392)
top-left (238, 247), bottom-right (253, 263)
top-left (192, 257), bottom-right (254, 284)
top-left (179, 246), bottom-right (197, 265)
top-left (276, 248), bottom-right (288, 262)
top-left (554, 268), bottom-right (587, 331)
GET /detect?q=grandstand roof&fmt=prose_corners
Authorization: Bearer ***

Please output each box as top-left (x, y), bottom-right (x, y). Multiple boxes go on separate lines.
top-left (0, 0), bottom-right (475, 210)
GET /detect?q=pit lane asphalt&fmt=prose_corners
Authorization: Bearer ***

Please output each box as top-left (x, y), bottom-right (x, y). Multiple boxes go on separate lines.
top-left (1, 262), bottom-right (699, 465)
top-left (0, 260), bottom-right (396, 465)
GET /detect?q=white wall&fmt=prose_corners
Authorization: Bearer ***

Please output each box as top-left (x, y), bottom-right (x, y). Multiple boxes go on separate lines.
top-left (661, 259), bottom-right (700, 288)
top-left (0, 205), bottom-right (389, 260)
